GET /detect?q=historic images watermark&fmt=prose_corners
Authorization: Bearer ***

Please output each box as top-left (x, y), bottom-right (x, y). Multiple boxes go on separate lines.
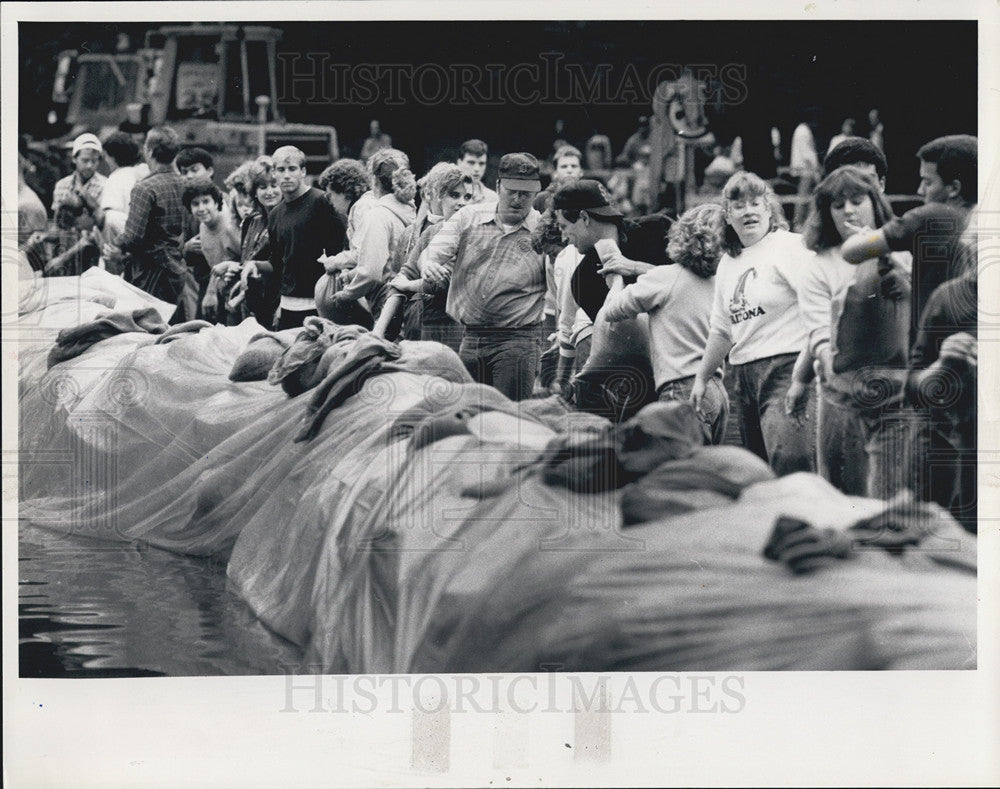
top-left (277, 54), bottom-right (750, 108)
top-left (279, 670), bottom-right (748, 715)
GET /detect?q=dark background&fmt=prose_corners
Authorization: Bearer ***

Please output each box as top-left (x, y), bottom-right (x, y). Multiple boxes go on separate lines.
top-left (19, 20), bottom-right (977, 193)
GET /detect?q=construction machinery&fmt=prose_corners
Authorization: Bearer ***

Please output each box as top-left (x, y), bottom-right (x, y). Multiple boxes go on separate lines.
top-left (45, 24), bottom-right (338, 178)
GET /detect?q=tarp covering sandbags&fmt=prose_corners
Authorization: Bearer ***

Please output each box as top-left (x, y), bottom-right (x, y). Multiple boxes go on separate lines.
top-left (18, 271), bottom-right (977, 672)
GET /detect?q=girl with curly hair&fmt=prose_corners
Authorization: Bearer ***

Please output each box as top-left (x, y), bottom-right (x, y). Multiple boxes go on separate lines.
top-left (327, 148), bottom-right (416, 328)
top-left (603, 203), bottom-right (729, 443)
top-left (388, 162), bottom-right (474, 348)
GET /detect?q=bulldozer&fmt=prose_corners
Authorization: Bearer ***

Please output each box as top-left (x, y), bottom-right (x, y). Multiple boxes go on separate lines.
top-left (38, 24), bottom-right (338, 186)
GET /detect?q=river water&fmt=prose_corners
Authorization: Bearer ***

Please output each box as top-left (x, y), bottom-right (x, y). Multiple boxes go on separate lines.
top-left (18, 522), bottom-right (304, 677)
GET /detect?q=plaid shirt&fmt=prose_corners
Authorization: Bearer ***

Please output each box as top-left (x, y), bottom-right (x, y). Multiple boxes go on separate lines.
top-left (420, 201), bottom-right (544, 328)
top-left (51, 171), bottom-right (107, 213)
top-left (116, 169), bottom-right (187, 273)
top-left (116, 168), bottom-right (188, 302)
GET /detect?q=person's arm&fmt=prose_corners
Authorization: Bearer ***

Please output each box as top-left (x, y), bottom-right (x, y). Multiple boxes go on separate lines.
top-left (691, 270), bottom-right (733, 409)
top-left (908, 332), bottom-right (976, 409)
top-left (336, 208), bottom-right (391, 302)
top-left (45, 234), bottom-right (94, 275)
top-left (783, 345), bottom-right (815, 418)
top-left (266, 211), bottom-right (282, 285)
top-left (841, 228), bottom-right (889, 264)
top-left (796, 260), bottom-right (835, 384)
top-left (691, 329), bottom-right (733, 410)
top-left (594, 239), bottom-right (656, 279)
top-left (391, 223), bottom-right (432, 290)
top-left (113, 183), bottom-right (151, 252)
top-left (419, 209), bottom-right (467, 284)
top-left (546, 250), bottom-right (581, 395)
top-left (602, 269), bottom-right (669, 322)
top-left (843, 205), bottom-right (951, 265)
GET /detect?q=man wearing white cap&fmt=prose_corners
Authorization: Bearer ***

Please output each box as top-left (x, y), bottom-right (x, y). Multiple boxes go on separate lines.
top-left (51, 133), bottom-right (107, 219)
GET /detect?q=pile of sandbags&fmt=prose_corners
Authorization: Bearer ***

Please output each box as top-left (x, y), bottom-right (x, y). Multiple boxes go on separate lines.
top-left (19, 273), bottom-right (977, 672)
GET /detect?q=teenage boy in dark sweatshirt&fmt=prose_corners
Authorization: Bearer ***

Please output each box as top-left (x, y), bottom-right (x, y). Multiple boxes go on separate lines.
top-left (264, 146), bottom-right (346, 330)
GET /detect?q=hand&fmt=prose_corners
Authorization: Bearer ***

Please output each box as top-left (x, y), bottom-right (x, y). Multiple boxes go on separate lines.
top-left (878, 262), bottom-right (910, 301)
top-left (184, 236), bottom-right (202, 256)
top-left (842, 220), bottom-right (873, 238)
top-left (213, 260), bottom-right (240, 278)
top-left (318, 252), bottom-right (339, 274)
top-left (689, 377), bottom-right (707, 412)
top-left (76, 189), bottom-right (99, 214)
top-left (938, 332), bottom-right (977, 367)
top-left (201, 293), bottom-right (218, 322)
top-left (549, 379), bottom-right (571, 399)
top-left (784, 380), bottom-right (810, 421)
top-left (422, 258), bottom-right (450, 285)
top-left (388, 273), bottom-right (414, 293)
top-left (319, 250), bottom-right (355, 274)
top-left (597, 255), bottom-right (652, 279)
top-left (44, 256), bottom-right (67, 276)
top-left (241, 261), bottom-right (259, 285)
top-left (102, 243), bottom-right (123, 265)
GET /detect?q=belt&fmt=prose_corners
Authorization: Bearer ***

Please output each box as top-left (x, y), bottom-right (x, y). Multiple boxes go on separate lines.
top-left (461, 323), bottom-right (541, 332)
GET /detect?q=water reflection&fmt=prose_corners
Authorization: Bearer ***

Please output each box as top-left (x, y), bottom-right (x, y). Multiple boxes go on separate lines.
top-left (19, 523), bottom-right (303, 677)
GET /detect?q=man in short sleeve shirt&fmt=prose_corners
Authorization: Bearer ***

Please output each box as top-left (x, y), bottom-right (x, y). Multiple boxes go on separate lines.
top-left (420, 153), bottom-right (544, 400)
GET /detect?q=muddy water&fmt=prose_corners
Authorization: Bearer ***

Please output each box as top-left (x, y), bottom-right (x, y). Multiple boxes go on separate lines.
top-left (18, 523), bottom-right (303, 677)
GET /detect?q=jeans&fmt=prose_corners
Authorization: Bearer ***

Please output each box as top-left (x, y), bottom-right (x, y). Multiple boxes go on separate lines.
top-left (657, 374), bottom-right (729, 446)
top-left (911, 410), bottom-right (977, 533)
top-left (817, 391), bottom-right (915, 499)
top-left (732, 353), bottom-right (816, 476)
top-left (459, 325), bottom-right (542, 401)
top-left (422, 320), bottom-right (464, 354)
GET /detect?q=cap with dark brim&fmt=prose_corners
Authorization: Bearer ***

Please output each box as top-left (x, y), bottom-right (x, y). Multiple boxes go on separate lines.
top-left (552, 178), bottom-right (622, 217)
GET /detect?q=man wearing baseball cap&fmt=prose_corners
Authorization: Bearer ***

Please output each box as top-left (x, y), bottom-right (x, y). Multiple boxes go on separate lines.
top-left (51, 133), bottom-right (107, 221)
top-left (552, 179), bottom-right (659, 420)
top-left (420, 152), bottom-right (545, 400)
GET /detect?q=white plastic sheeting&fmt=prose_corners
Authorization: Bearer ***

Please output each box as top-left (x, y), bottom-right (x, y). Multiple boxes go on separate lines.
top-left (18, 270), bottom-right (977, 672)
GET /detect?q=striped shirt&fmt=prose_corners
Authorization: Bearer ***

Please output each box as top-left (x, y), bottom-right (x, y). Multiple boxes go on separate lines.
top-left (420, 201), bottom-right (544, 328)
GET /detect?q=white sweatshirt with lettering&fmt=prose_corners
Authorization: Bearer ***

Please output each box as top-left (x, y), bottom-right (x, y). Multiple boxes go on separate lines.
top-left (708, 228), bottom-right (813, 366)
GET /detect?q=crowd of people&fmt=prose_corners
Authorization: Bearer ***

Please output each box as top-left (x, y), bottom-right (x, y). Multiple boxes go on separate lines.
top-left (18, 123), bottom-right (979, 533)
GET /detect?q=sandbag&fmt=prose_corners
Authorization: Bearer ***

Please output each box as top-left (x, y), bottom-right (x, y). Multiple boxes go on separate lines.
top-left (573, 303), bottom-right (656, 422)
top-left (314, 272), bottom-right (374, 329)
top-left (229, 332), bottom-right (292, 382)
top-left (832, 256), bottom-right (910, 373)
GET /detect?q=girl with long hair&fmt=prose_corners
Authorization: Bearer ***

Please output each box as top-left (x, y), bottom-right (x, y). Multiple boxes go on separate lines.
top-left (799, 165), bottom-right (913, 498)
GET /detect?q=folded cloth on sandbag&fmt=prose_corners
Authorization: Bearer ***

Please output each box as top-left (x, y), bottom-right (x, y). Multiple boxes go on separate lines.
top-left (294, 337), bottom-right (475, 443)
top-left (541, 400), bottom-right (706, 493)
top-left (763, 489), bottom-right (975, 575)
top-left (621, 445), bottom-right (775, 525)
top-left (267, 317), bottom-right (369, 397)
top-left (47, 306), bottom-right (169, 368)
top-left (464, 399), bottom-right (706, 498)
top-left (294, 333), bottom-right (401, 442)
top-left (153, 319), bottom-right (213, 344)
